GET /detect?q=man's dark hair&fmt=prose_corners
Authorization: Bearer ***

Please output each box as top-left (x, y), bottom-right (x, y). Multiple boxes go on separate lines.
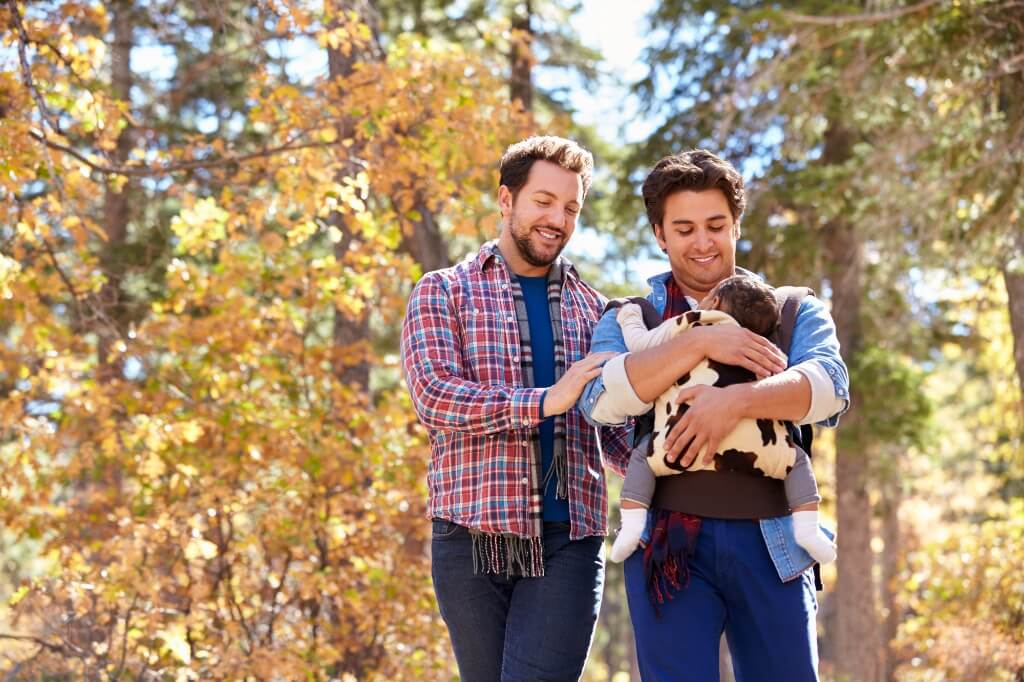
top-left (499, 135), bottom-right (594, 199)
top-left (641, 149), bottom-right (745, 228)
top-left (712, 275), bottom-right (779, 338)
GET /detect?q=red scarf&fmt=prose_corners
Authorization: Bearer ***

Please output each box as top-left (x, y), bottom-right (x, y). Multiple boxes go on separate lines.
top-left (643, 276), bottom-right (704, 614)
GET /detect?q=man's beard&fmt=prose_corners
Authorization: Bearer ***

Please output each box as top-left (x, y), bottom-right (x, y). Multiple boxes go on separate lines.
top-left (510, 212), bottom-right (565, 267)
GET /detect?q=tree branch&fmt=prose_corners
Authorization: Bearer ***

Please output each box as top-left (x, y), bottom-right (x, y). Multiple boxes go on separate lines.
top-left (782, 0), bottom-right (942, 26)
top-left (0, 632), bottom-right (71, 654)
top-left (27, 127), bottom-right (341, 178)
top-left (10, 0), bottom-right (66, 136)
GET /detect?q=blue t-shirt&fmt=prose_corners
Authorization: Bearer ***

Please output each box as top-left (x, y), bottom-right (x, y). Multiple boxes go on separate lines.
top-left (517, 275), bottom-right (570, 522)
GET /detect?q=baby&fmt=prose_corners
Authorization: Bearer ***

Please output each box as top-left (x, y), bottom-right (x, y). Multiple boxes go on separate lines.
top-left (610, 275), bottom-right (837, 564)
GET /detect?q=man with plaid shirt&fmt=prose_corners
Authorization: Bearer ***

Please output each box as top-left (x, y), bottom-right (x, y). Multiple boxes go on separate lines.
top-left (401, 136), bottom-right (632, 681)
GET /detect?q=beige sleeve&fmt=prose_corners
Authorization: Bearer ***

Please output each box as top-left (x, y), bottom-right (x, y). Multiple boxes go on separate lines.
top-left (586, 354), bottom-right (655, 426)
top-left (617, 304), bottom-right (679, 352)
top-left (792, 360), bottom-right (848, 426)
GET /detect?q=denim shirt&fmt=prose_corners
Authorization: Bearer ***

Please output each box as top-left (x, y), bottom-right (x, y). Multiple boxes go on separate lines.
top-left (578, 270), bottom-right (850, 581)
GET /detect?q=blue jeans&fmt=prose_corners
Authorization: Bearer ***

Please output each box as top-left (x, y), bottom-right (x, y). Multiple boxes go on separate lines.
top-left (431, 519), bottom-right (605, 682)
top-left (624, 518), bottom-right (819, 682)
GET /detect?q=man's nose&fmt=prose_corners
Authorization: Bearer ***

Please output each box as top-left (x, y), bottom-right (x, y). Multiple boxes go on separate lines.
top-left (547, 205), bottom-right (566, 228)
top-left (693, 228), bottom-right (712, 250)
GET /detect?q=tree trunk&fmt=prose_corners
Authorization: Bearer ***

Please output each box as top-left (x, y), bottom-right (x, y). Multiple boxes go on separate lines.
top-left (997, 70), bottom-right (1024, 411)
top-left (96, 0), bottom-right (134, 383)
top-left (327, 1), bottom-right (382, 391)
top-left (1004, 263), bottom-right (1024, 410)
top-left (823, 119), bottom-right (880, 682)
top-left (401, 192), bottom-right (450, 274)
top-left (509, 0), bottom-right (533, 112)
top-left (879, 470), bottom-right (902, 681)
top-left (830, 243), bottom-right (878, 682)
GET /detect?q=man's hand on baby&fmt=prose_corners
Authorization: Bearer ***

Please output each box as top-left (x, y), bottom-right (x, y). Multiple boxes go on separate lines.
top-left (663, 384), bottom-right (744, 468)
top-left (698, 324), bottom-right (787, 380)
top-left (542, 351), bottom-right (616, 417)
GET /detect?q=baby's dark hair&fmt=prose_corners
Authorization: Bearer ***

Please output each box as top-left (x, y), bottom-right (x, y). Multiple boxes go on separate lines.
top-left (710, 276), bottom-right (779, 338)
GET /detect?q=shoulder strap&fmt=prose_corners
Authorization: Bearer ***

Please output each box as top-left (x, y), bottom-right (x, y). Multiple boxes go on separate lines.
top-left (773, 286), bottom-right (815, 356)
top-left (604, 296), bottom-right (667, 448)
top-left (772, 285), bottom-right (817, 463)
top-left (602, 296), bottom-right (663, 330)
top-left (773, 285), bottom-right (825, 591)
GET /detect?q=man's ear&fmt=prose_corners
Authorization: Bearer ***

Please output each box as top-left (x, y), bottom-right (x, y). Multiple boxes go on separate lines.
top-left (498, 185), bottom-right (513, 220)
top-left (733, 221), bottom-right (742, 240)
top-left (653, 224), bottom-right (667, 252)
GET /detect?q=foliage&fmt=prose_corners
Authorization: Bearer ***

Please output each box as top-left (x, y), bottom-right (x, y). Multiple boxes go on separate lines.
top-left (841, 346), bottom-right (933, 456)
top-left (1, 0), bottom-right (1022, 679)
top-left (0, 0), bottom-right (528, 677)
top-left (895, 504), bottom-right (1024, 680)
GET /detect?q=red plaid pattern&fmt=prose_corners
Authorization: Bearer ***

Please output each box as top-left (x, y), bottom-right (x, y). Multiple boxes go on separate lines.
top-left (401, 242), bottom-right (633, 539)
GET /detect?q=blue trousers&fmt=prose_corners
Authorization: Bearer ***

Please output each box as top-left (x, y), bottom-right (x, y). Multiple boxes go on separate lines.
top-left (624, 518), bottom-right (819, 682)
top-left (431, 519), bottom-right (604, 682)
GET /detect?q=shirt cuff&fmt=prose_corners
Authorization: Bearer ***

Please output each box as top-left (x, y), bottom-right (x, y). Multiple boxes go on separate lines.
top-left (589, 354), bottom-right (654, 425)
top-left (791, 361), bottom-right (847, 426)
top-left (511, 387), bottom-right (547, 428)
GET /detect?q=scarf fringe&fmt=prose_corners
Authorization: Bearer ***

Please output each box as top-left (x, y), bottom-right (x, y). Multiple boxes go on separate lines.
top-left (643, 510), bottom-right (702, 617)
top-left (471, 531), bottom-right (545, 578)
top-left (542, 449), bottom-right (569, 501)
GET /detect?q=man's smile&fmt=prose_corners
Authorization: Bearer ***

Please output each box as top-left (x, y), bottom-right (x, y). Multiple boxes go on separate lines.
top-left (535, 227), bottom-right (563, 242)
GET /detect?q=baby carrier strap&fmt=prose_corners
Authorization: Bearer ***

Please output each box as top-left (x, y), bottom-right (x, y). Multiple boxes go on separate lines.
top-left (772, 285), bottom-right (826, 591)
top-left (602, 296), bottom-right (662, 331)
top-left (772, 286), bottom-right (815, 356)
top-left (610, 296), bottom-right (671, 449)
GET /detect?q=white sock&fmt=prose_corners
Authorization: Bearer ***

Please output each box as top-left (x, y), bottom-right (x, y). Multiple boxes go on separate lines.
top-left (793, 509), bottom-right (837, 565)
top-left (610, 507), bottom-right (648, 563)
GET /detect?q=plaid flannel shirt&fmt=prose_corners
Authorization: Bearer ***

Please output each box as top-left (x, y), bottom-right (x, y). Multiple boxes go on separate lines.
top-left (400, 241), bottom-right (633, 540)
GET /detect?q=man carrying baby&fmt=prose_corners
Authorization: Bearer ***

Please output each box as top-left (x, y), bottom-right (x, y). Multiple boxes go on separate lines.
top-left (578, 149), bottom-right (850, 681)
top-left (607, 274), bottom-right (835, 565)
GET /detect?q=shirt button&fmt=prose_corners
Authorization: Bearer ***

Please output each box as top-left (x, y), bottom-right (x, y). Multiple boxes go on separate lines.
top-left (521, 440), bottom-right (528, 446)
top-left (521, 477), bottom-right (528, 484)
top-left (502, 284), bottom-right (509, 290)
top-left (512, 356), bottom-right (519, 362)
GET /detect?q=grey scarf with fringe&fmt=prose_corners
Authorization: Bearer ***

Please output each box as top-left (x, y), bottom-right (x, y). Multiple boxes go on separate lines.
top-left (470, 251), bottom-right (568, 578)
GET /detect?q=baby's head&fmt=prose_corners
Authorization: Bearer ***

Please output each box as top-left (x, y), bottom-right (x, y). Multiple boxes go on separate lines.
top-left (699, 275), bottom-right (779, 337)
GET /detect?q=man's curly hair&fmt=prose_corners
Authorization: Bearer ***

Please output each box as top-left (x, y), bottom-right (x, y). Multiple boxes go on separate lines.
top-left (641, 149), bottom-right (745, 229)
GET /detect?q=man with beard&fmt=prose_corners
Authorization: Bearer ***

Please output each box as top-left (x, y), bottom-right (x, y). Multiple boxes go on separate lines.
top-left (400, 136), bottom-right (633, 681)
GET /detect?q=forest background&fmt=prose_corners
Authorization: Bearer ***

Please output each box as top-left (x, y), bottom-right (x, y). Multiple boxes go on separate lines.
top-left (1, 0), bottom-right (1021, 680)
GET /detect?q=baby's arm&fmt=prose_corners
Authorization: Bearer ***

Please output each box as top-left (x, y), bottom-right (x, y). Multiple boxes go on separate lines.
top-left (617, 304), bottom-right (679, 352)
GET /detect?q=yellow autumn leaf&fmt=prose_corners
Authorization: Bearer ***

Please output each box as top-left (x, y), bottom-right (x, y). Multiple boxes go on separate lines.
top-left (8, 585), bottom-right (29, 606)
top-left (170, 198), bottom-right (229, 255)
top-left (177, 463), bottom-right (198, 478)
top-left (139, 453), bottom-right (167, 478)
top-left (157, 622), bottom-right (191, 663)
top-left (178, 421), bottom-right (204, 444)
top-left (285, 219), bottom-right (318, 245)
top-left (184, 537), bottom-right (218, 561)
top-left (0, 254), bottom-right (21, 299)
